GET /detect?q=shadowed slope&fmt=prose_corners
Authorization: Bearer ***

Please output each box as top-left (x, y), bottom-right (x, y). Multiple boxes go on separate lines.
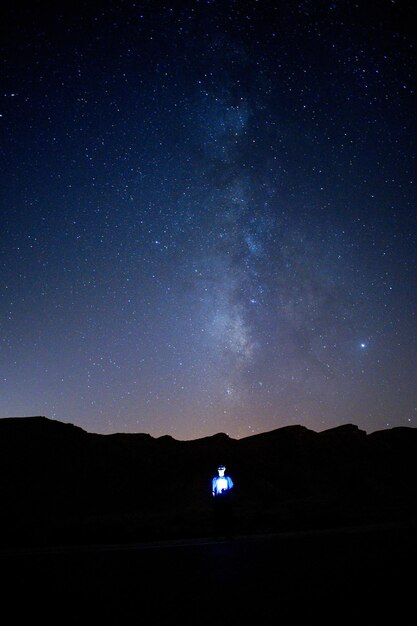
top-left (0, 416), bottom-right (416, 547)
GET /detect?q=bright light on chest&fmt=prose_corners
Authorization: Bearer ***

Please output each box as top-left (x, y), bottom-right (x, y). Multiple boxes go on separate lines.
top-left (216, 477), bottom-right (228, 493)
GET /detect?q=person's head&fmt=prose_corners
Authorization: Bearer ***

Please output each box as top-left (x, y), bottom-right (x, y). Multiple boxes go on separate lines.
top-left (217, 465), bottom-right (226, 477)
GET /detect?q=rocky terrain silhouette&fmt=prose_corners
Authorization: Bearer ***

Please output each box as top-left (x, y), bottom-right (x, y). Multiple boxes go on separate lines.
top-left (0, 415), bottom-right (416, 547)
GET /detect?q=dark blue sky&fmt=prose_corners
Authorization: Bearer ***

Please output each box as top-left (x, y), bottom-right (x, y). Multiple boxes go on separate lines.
top-left (1, 1), bottom-right (416, 439)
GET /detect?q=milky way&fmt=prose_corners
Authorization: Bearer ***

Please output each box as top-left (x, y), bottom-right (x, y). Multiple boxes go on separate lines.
top-left (0, 1), bottom-right (416, 438)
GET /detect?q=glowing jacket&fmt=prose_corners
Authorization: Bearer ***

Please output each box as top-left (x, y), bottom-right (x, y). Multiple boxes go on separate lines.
top-left (212, 475), bottom-right (234, 495)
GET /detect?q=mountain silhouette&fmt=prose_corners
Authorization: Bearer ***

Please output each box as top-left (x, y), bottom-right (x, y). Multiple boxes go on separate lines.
top-left (0, 416), bottom-right (416, 547)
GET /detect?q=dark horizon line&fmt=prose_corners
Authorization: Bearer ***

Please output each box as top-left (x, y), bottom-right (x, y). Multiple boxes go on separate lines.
top-left (0, 414), bottom-right (414, 443)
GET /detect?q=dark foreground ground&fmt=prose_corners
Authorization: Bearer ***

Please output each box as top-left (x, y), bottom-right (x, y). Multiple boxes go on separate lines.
top-left (1, 522), bottom-right (415, 624)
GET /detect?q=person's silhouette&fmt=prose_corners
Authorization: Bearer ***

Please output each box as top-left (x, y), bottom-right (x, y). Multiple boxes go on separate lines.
top-left (211, 465), bottom-right (234, 537)
top-left (212, 465), bottom-right (233, 496)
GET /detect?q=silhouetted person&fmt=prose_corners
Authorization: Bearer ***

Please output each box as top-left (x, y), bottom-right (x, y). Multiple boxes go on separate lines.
top-left (212, 465), bottom-right (234, 537)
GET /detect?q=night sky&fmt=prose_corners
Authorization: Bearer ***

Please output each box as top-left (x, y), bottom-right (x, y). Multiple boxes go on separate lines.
top-left (1, 1), bottom-right (416, 439)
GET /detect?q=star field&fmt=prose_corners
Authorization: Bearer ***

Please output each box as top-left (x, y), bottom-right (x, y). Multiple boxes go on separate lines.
top-left (0, 1), bottom-right (416, 439)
